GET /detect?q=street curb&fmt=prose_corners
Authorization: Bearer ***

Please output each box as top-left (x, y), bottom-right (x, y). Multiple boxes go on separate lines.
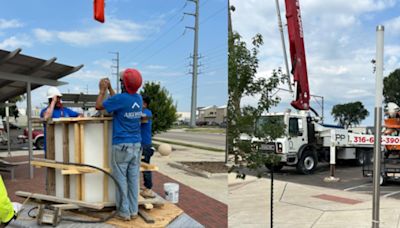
top-left (168, 161), bottom-right (227, 179)
top-left (153, 138), bottom-right (224, 152)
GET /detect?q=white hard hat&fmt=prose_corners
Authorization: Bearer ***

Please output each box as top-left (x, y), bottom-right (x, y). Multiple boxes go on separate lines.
top-left (46, 87), bottom-right (62, 99)
top-left (387, 102), bottom-right (400, 117)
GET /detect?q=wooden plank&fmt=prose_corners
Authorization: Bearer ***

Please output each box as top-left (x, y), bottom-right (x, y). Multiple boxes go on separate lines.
top-left (50, 117), bottom-right (113, 123)
top-left (15, 191), bottom-right (104, 210)
top-left (31, 160), bottom-right (98, 173)
top-left (46, 123), bottom-right (56, 196)
top-left (140, 162), bottom-right (158, 171)
top-left (103, 120), bottom-right (109, 202)
top-left (74, 123), bottom-right (81, 200)
top-left (61, 169), bottom-right (92, 175)
top-left (139, 195), bottom-right (154, 210)
top-left (138, 209), bottom-right (155, 224)
top-left (51, 204), bottom-right (80, 210)
top-left (62, 123), bottom-right (70, 198)
top-left (79, 123), bottom-right (85, 201)
top-left (106, 203), bottom-right (183, 228)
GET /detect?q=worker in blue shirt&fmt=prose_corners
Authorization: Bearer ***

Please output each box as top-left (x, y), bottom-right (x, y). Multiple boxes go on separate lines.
top-left (140, 95), bottom-right (155, 198)
top-left (40, 87), bottom-right (81, 152)
top-left (95, 68), bottom-right (143, 221)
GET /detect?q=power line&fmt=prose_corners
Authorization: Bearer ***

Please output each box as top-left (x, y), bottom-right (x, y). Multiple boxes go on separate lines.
top-left (199, 6), bottom-right (226, 25)
top-left (122, 2), bottom-right (187, 61)
top-left (135, 33), bottom-right (186, 66)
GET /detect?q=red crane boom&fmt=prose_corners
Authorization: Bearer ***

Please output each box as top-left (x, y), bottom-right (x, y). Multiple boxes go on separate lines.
top-left (284, 0), bottom-right (310, 110)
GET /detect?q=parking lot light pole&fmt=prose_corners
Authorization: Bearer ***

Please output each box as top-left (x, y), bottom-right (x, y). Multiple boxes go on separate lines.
top-left (372, 25), bottom-right (384, 228)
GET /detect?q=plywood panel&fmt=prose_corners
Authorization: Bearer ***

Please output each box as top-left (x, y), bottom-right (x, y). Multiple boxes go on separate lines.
top-left (54, 125), bottom-right (64, 199)
top-left (83, 123), bottom-right (105, 202)
top-left (106, 203), bottom-right (183, 228)
top-left (68, 124), bottom-right (77, 200)
top-left (51, 118), bottom-right (116, 203)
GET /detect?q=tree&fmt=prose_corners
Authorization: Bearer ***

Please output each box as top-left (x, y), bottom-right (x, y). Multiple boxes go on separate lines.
top-left (331, 101), bottom-right (369, 128)
top-left (140, 82), bottom-right (178, 135)
top-left (228, 31), bottom-right (286, 174)
top-left (383, 68), bottom-right (400, 105)
top-left (0, 96), bottom-right (24, 119)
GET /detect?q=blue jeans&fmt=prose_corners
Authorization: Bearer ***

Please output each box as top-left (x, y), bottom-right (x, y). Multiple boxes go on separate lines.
top-left (111, 143), bottom-right (142, 217)
top-left (142, 144), bottom-right (154, 189)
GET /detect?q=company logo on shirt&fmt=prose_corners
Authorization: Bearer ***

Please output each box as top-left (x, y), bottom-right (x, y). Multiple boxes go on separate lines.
top-left (132, 102), bottom-right (140, 109)
top-left (124, 102), bottom-right (141, 119)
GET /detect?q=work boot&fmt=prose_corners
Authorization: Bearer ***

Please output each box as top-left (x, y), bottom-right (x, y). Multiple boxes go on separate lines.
top-left (116, 214), bottom-right (131, 221)
top-left (131, 214), bottom-right (139, 220)
top-left (140, 188), bottom-right (156, 198)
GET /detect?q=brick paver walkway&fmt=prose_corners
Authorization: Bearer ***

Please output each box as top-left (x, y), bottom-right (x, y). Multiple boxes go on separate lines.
top-left (2, 155), bottom-right (227, 228)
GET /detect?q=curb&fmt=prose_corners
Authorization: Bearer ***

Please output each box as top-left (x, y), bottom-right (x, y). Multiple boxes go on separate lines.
top-left (168, 162), bottom-right (227, 179)
top-left (153, 138), bottom-right (224, 152)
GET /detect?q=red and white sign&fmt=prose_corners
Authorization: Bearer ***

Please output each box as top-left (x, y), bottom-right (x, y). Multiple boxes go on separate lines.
top-left (348, 134), bottom-right (400, 145)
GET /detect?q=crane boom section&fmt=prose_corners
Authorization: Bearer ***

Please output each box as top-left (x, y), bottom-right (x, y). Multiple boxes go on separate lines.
top-left (285, 0), bottom-right (310, 110)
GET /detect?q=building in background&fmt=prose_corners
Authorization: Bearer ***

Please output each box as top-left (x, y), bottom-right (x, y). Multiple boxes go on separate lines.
top-left (197, 105), bottom-right (227, 125)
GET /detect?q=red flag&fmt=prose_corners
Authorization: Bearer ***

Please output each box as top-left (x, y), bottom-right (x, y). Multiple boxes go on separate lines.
top-left (94, 0), bottom-right (105, 23)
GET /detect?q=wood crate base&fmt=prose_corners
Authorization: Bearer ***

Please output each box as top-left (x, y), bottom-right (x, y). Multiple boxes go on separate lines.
top-left (106, 203), bottom-right (183, 228)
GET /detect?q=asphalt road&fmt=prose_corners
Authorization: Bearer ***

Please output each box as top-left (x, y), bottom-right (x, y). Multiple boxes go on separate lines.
top-left (243, 161), bottom-right (400, 200)
top-left (0, 128), bottom-right (29, 151)
top-left (155, 131), bottom-right (226, 149)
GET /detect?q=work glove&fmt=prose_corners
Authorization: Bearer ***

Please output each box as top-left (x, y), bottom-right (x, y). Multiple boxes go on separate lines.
top-left (12, 202), bottom-right (22, 214)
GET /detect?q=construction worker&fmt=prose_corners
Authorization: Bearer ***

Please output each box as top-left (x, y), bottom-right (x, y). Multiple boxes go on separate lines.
top-left (95, 69), bottom-right (143, 221)
top-left (0, 175), bottom-right (21, 227)
top-left (40, 87), bottom-right (81, 152)
top-left (140, 95), bottom-right (155, 198)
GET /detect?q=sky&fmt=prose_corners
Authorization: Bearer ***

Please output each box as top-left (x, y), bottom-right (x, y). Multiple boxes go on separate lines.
top-left (232, 0), bottom-right (400, 126)
top-left (0, 0), bottom-right (227, 113)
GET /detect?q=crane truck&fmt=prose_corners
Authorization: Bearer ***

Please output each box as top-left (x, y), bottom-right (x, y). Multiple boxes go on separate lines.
top-left (254, 0), bottom-right (375, 174)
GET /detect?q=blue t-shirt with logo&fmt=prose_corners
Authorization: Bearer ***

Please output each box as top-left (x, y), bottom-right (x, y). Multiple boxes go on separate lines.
top-left (40, 107), bottom-right (80, 152)
top-left (103, 93), bottom-right (142, 145)
top-left (141, 108), bottom-right (152, 145)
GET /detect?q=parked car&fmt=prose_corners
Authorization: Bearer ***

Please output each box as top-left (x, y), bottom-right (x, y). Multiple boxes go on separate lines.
top-left (1, 121), bottom-right (21, 130)
top-left (196, 121), bottom-right (208, 126)
top-left (18, 128), bottom-right (45, 150)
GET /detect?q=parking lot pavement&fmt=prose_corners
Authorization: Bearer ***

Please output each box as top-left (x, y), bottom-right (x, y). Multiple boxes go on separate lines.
top-left (242, 162), bottom-right (400, 200)
top-left (229, 173), bottom-right (400, 228)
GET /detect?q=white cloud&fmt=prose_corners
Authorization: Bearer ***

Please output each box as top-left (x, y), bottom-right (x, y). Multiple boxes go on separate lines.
top-left (0, 19), bottom-right (23, 29)
top-left (67, 69), bottom-right (105, 81)
top-left (33, 18), bottom-right (144, 46)
top-left (0, 35), bottom-right (32, 49)
top-left (145, 65), bottom-right (167, 70)
top-left (385, 16), bottom-right (400, 35)
top-left (93, 59), bottom-right (113, 70)
top-left (33, 28), bottom-right (54, 42)
top-left (232, 0), bottom-right (400, 125)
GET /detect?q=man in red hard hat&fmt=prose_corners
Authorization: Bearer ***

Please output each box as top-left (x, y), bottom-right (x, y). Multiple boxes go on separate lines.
top-left (95, 68), bottom-right (143, 221)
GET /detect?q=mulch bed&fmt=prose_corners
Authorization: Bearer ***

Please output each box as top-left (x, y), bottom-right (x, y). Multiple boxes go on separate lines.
top-left (180, 161), bottom-right (228, 173)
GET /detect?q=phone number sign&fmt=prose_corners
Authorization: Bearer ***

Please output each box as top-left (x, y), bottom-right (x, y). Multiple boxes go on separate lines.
top-left (348, 134), bottom-right (400, 145)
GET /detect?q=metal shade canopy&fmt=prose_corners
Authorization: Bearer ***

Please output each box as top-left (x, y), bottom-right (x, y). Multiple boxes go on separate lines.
top-left (0, 48), bottom-right (84, 179)
top-left (0, 48), bottom-right (83, 103)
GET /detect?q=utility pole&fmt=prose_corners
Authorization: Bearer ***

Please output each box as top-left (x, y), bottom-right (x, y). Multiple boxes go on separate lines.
top-left (275, 0), bottom-right (292, 93)
top-left (185, 0), bottom-right (199, 128)
top-left (110, 51), bottom-right (120, 93)
top-left (227, 0), bottom-right (233, 164)
top-left (372, 24), bottom-right (384, 228)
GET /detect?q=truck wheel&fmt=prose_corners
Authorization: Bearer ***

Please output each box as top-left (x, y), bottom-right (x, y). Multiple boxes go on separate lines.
top-left (355, 151), bottom-right (364, 166)
top-left (265, 164), bottom-right (283, 172)
top-left (380, 173), bottom-right (386, 186)
top-left (35, 137), bottom-right (44, 150)
top-left (297, 150), bottom-right (318, 174)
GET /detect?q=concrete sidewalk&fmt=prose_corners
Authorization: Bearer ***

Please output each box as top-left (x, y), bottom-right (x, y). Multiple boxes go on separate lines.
top-left (152, 144), bottom-right (227, 204)
top-left (229, 173), bottom-right (400, 228)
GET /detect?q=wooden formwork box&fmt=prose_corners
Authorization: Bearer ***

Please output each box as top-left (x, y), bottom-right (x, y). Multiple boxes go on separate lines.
top-left (31, 117), bottom-right (184, 227)
top-left (36, 117), bottom-right (160, 202)
top-left (42, 117), bottom-right (115, 202)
